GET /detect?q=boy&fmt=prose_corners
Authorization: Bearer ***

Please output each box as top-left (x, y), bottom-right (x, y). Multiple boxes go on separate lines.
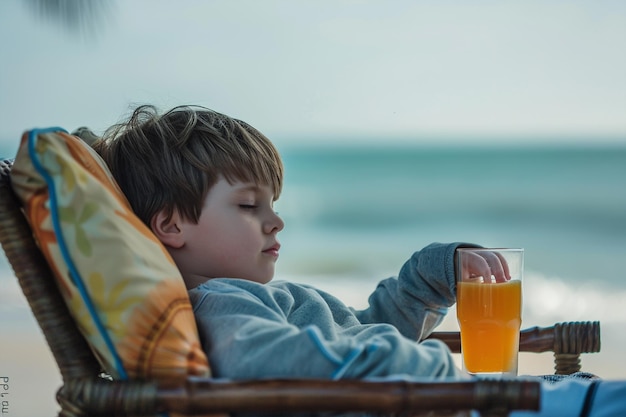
top-left (93, 104), bottom-right (510, 381)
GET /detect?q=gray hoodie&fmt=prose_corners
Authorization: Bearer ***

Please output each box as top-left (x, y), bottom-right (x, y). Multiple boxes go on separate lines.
top-left (189, 242), bottom-right (470, 380)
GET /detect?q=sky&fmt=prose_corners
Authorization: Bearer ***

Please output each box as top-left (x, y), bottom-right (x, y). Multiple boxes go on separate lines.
top-left (0, 0), bottom-right (625, 152)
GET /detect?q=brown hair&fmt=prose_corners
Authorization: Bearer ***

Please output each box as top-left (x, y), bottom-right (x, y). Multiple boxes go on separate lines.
top-left (94, 105), bottom-right (283, 225)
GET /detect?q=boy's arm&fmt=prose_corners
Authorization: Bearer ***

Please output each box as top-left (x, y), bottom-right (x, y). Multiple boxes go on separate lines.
top-left (190, 280), bottom-right (465, 381)
top-left (353, 242), bottom-right (480, 341)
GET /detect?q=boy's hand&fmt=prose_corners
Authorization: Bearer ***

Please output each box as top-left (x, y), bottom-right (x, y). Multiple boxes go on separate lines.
top-left (458, 249), bottom-right (511, 283)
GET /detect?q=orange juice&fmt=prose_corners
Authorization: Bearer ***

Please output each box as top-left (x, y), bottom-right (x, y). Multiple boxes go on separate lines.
top-left (456, 280), bottom-right (522, 374)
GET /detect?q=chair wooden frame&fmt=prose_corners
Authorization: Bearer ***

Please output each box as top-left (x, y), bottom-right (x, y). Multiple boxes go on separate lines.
top-left (0, 159), bottom-right (600, 417)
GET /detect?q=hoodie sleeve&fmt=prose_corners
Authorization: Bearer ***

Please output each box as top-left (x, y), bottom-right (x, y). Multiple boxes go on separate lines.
top-left (353, 242), bottom-right (481, 341)
top-left (189, 279), bottom-right (466, 381)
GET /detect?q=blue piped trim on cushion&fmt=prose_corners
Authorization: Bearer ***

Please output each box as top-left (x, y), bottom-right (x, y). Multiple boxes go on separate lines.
top-left (27, 127), bottom-right (128, 380)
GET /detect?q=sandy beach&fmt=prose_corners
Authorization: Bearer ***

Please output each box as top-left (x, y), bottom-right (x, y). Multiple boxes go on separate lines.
top-left (1, 316), bottom-right (62, 417)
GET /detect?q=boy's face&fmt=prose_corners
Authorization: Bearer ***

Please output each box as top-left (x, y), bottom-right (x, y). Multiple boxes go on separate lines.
top-left (171, 176), bottom-right (284, 287)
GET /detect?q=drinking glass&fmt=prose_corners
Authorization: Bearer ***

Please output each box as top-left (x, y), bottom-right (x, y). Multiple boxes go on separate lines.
top-left (456, 248), bottom-right (523, 377)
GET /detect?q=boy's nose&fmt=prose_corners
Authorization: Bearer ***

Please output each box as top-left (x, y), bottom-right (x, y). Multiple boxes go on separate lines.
top-left (265, 211), bottom-right (284, 234)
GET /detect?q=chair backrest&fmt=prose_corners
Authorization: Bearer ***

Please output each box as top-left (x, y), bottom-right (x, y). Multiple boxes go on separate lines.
top-left (1, 157), bottom-right (102, 381)
top-left (5, 129), bottom-right (209, 383)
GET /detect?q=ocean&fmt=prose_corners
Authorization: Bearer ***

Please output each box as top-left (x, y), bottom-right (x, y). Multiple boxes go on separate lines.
top-left (275, 144), bottom-right (626, 380)
top-left (1, 140), bottom-right (626, 385)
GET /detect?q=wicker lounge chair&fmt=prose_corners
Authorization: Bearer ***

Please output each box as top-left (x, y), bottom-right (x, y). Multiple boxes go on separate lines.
top-left (0, 157), bottom-right (601, 417)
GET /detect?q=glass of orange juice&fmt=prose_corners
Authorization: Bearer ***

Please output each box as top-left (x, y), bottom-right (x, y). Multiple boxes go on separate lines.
top-left (456, 248), bottom-right (523, 377)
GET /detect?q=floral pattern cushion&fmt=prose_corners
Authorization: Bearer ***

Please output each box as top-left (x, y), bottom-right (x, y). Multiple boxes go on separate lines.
top-left (10, 128), bottom-right (210, 382)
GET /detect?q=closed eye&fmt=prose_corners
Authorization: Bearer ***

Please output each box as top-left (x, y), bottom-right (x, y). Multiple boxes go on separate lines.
top-left (239, 204), bottom-right (257, 210)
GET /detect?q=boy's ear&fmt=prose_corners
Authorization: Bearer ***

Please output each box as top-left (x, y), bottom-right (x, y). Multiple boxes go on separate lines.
top-left (150, 210), bottom-right (185, 249)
